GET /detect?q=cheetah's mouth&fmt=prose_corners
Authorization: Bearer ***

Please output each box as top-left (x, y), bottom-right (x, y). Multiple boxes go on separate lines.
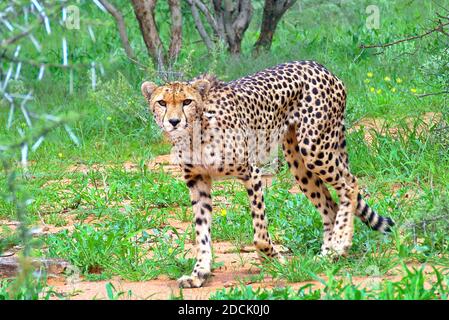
top-left (165, 123), bottom-right (189, 134)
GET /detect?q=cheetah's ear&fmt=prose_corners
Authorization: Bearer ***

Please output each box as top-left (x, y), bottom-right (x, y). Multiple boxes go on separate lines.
top-left (192, 79), bottom-right (211, 98)
top-left (141, 81), bottom-right (158, 101)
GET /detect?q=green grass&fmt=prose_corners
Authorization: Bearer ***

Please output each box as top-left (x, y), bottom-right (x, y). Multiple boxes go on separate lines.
top-left (211, 265), bottom-right (449, 300)
top-left (1, 0), bottom-right (448, 300)
top-left (46, 223), bottom-right (195, 281)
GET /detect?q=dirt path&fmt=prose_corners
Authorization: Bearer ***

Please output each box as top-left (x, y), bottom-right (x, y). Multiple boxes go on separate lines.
top-left (47, 252), bottom-right (442, 300)
top-left (47, 245), bottom-right (274, 300)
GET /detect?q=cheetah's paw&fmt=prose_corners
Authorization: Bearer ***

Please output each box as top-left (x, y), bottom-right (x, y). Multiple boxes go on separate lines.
top-left (330, 239), bottom-right (351, 258)
top-left (275, 252), bottom-right (287, 264)
top-left (177, 271), bottom-right (211, 288)
top-left (318, 244), bottom-right (332, 257)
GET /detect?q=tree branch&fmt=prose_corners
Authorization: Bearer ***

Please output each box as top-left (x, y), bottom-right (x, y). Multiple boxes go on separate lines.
top-left (0, 23), bottom-right (40, 48)
top-left (186, 0), bottom-right (214, 51)
top-left (191, 0), bottom-right (220, 37)
top-left (360, 20), bottom-right (449, 49)
top-left (98, 0), bottom-right (136, 60)
top-left (417, 90), bottom-right (449, 98)
top-left (0, 51), bottom-right (88, 69)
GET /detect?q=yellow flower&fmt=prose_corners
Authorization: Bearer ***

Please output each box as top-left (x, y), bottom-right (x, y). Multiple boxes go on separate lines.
top-left (376, 89), bottom-right (382, 94)
top-left (367, 72), bottom-right (374, 78)
top-left (396, 77), bottom-right (403, 84)
top-left (370, 87), bottom-right (375, 92)
top-left (220, 209), bottom-right (227, 217)
top-left (384, 76), bottom-right (391, 82)
top-left (168, 248), bottom-right (174, 254)
top-left (364, 79), bottom-right (371, 84)
top-left (106, 116), bottom-right (112, 121)
top-left (58, 153), bottom-right (63, 158)
top-left (410, 88), bottom-right (417, 93)
top-left (391, 87), bottom-right (397, 93)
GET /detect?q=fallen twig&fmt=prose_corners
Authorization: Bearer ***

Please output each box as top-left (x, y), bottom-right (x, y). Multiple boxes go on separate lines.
top-left (0, 256), bottom-right (70, 277)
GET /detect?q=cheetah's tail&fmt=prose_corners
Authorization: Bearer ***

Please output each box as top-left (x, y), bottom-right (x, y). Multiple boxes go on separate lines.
top-left (356, 194), bottom-right (395, 233)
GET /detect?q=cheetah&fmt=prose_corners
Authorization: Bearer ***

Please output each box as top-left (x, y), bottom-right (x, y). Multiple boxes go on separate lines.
top-left (141, 61), bottom-right (395, 288)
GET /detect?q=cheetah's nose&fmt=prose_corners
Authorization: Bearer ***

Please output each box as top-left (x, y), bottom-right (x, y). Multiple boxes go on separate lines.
top-left (168, 118), bottom-right (181, 127)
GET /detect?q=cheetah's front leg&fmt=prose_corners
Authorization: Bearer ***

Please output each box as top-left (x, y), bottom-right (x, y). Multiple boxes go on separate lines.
top-left (177, 173), bottom-right (213, 288)
top-left (241, 166), bottom-right (284, 263)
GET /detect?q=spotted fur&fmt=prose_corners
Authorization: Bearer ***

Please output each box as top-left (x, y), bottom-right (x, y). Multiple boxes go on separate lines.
top-left (141, 61), bottom-right (395, 288)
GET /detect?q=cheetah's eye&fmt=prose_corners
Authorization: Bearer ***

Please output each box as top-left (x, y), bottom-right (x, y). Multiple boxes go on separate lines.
top-left (183, 99), bottom-right (192, 106)
top-left (158, 100), bottom-right (166, 107)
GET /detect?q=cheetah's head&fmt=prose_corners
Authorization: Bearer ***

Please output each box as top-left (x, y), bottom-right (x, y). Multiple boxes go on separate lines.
top-left (141, 79), bottom-right (210, 139)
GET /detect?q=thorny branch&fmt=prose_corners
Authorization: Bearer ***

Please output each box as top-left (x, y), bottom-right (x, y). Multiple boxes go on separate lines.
top-left (417, 91), bottom-right (449, 98)
top-left (360, 19), bottom-right (449, 49)
top-left (0, 117), bottom-right (68, 152)
top-left (360, 13), bottom-right (449, 98)
top-left (0, 19), bottom-right (43, 49)
top-left (0, 51), bottom-right (89, 70)
top-left (0, 2), bottom-right (65, 48)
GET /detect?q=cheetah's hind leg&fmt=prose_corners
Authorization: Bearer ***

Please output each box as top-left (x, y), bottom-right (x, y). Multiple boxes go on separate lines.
top-left (283, 126), bottom-right (338, 257)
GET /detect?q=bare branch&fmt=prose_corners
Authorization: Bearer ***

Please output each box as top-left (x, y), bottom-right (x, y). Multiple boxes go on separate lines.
top-left (186, 0), bottom-right (214, 51)
top-left (192, 0), bottom-right (220, 37)
top-left (0, 5), bottom-right (58, 48)
top-left (436, 12), bottom-right (449, 20)
top-left (417, 91), bottom-right (449, 98)
top-left (98, 0), bottom-right (136, 60)
top-left (0, 2), bottom-right (70, 49)
top-left (438, 26), bottom-right (449, 37)
top-left (360, 20), bottom-right (449, 49)
top-left (0, 24), bottom-right (39, 48)
top-left (0, 51), bottom-right (88, 69)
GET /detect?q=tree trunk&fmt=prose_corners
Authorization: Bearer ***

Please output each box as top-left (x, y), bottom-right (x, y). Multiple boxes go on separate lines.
top-left (130, 0), bottom-right (183, 69)
top-left (168, 0), bottom-right (182, 61)
top-left (186, 0), bottom-right (252, 56)
top-left (253, 0), bottom-right (297, 54)
top-left (186, 0), bottom-right (214, 52)
top-left (130, 0), bottom-right (166, 69)
top-left (213, 0), bottom-right (253, 56)
top-left (99, 0), bottom-right (136, 61)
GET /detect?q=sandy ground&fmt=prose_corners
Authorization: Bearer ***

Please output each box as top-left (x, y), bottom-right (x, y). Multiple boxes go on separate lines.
top-left (47, 244), bottom-right (274, 300)
top-left (45, 253), bottom-right (443, 300)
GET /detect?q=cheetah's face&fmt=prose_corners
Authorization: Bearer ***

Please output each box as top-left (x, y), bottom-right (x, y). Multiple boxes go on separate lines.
top-left (141, 80), bottom-right (210, 138)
